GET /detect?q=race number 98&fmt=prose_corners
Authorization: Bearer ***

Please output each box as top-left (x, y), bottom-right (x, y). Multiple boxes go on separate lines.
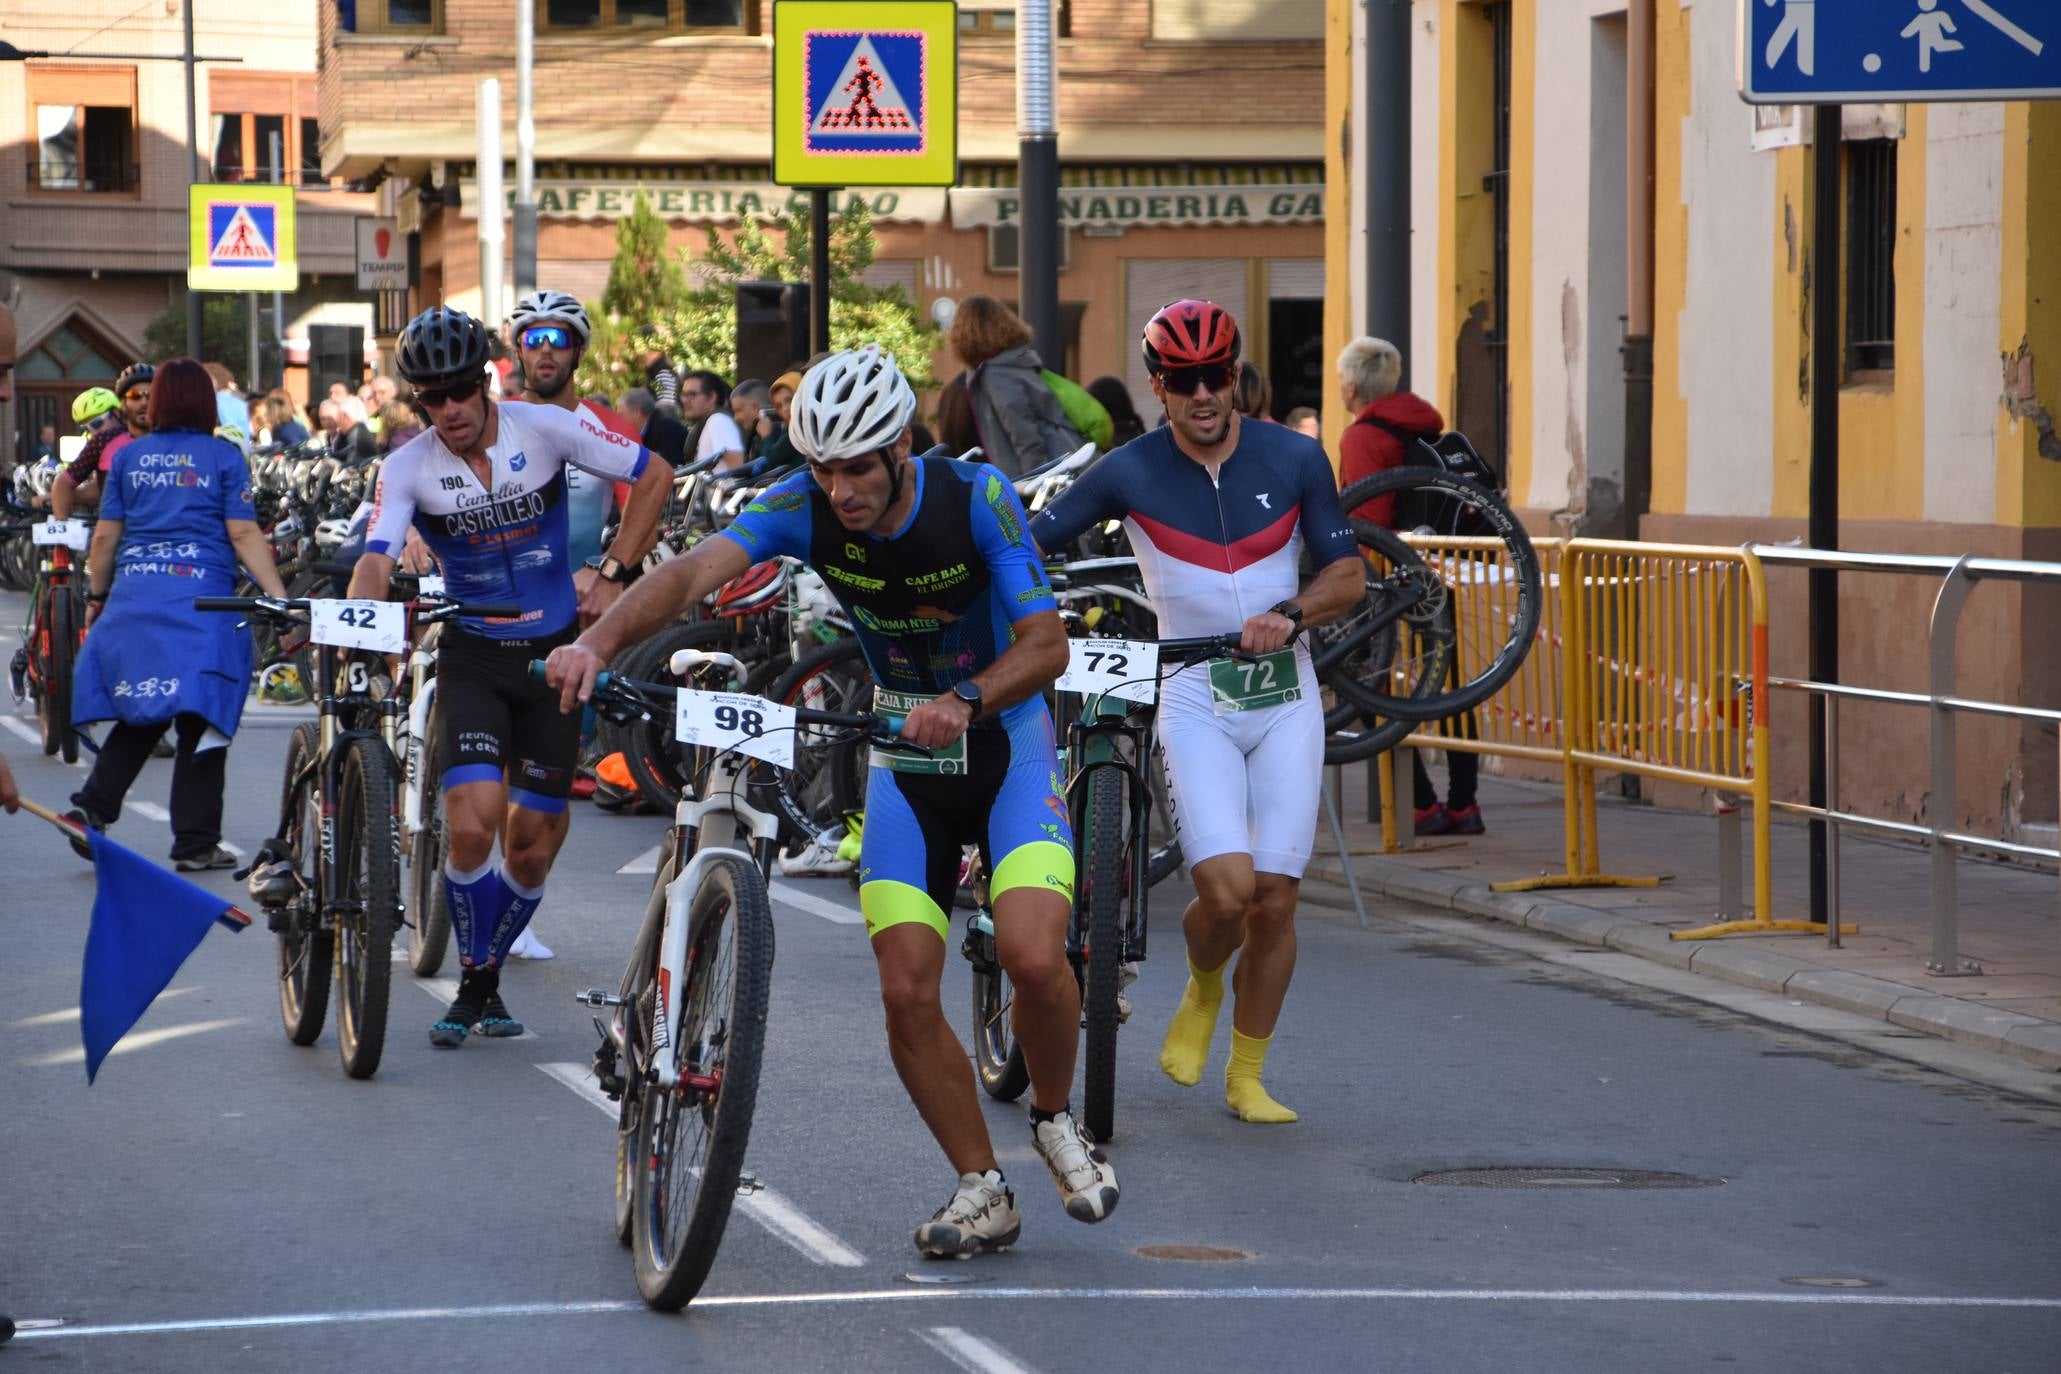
top-left (677, 689), bottom-right (794, 769)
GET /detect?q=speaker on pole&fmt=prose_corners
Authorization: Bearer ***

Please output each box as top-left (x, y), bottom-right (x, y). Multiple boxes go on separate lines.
top-left (736, 281), bottom-right (812, 383)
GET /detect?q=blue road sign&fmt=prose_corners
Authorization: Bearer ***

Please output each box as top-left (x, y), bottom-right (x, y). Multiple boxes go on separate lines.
top-left (1741, 0), bottom-right (2058, 103)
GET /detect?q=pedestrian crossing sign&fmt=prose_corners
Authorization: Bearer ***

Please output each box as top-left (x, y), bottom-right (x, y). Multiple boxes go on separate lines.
top-left (773, 1), bottom-right (958, 188)
top-left (187, 182), bottom-right (298, 292)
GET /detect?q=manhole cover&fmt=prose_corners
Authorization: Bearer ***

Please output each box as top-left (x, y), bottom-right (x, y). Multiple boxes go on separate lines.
top-left (1136, 1244), bottom-right (1251, 1262)
top-left (1782, 1276), bottom-right (1882, 1289)
top-left (1412, 1167), bottom-right (1724, 1190)
top-left (898, 1271), bottom-right (994, 1285)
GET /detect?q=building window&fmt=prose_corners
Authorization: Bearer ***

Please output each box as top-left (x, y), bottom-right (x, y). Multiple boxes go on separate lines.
top-left (210, 75), bottom-right (328, 186)
top-left (348, 0), bottom-right (441, 32)
top-left (543, 0), bottom-right (749, 30)
top-left (960, 2), bottom-right (1068, 37)
top-left (301, 117), bottom-right (324, 181)
top-left (1846, 139), bottom-right (1898, 376)
top-left (28, 66), bottom-right (139, 193)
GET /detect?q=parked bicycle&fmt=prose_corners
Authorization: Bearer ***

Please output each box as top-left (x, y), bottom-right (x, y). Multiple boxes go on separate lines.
top-left (7, 514), bottom-right (96, 762)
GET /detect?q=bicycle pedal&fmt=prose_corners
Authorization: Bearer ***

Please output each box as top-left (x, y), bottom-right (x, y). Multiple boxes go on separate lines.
top-left (574, 988), bottom-right (629, 1008)
top-left (736, 1172), bottom-right (764, 1195)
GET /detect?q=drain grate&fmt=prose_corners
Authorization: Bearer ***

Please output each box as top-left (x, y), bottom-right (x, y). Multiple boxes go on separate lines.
top-left (1136, 1244), bottom-right (1251, 1262)
top-left (1412, 1167), bottom-right (1724, 1190)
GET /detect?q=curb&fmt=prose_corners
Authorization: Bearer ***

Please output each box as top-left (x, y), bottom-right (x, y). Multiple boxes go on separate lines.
top-left (1307, 853), bottom-right (2061, 1074)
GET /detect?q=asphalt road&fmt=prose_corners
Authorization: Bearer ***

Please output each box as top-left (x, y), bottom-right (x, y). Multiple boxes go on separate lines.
top-left (1, 611), bottom-right (2057, 1371)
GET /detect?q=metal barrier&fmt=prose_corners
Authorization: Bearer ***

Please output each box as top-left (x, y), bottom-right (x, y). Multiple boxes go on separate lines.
top-left (1750, 547), bottom-right (2061, 974)
top-left (1371, 536), bottom-right (1843, 939)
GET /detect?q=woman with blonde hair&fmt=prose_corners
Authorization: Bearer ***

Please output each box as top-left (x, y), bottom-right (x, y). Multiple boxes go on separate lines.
top-left (946, 294), bottom-right (1087, 478)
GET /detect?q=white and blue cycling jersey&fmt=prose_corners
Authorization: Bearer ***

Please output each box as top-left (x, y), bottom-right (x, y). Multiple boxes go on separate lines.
top-left (362, 400), bottom-right (650, 639)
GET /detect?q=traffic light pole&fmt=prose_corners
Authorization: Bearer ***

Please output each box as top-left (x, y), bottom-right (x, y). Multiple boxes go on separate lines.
top-left (810, 189), bottom-right (833, 355)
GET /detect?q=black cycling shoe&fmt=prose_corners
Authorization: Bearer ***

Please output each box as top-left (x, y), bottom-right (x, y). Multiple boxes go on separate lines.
top-left (430, 969), bottom-right (489, 1049)
top-left (476, 965), bottom-right (524, 1038)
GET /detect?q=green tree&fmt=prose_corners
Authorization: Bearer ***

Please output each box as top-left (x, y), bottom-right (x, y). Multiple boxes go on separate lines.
top-left (576, 196), bottom-right (938, 399)
top-left (142, 293), bottom-right (278, 384)
top-left (599, 190), bottom-right (691, 321)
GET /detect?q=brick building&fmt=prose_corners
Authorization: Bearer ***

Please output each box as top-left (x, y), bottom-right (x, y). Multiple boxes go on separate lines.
top-left (0, 0), bottom-right (380, 466)
top-left (318, 0), bottom-right (1326, 414)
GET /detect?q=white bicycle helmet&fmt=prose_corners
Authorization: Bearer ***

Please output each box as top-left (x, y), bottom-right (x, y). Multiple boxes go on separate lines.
top-left (510, 289), bottom-right (592, 344)
top-left (788, 346), bottom-right (916, 464)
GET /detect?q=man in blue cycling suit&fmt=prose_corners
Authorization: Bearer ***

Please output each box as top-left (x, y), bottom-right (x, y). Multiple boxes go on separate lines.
top-left (547, 346), bottom-right (1121, 1258)
top-left (1031, 300), bottom-right (1366, 1124)
top-left (348, 306), bottom-right (672, 1047)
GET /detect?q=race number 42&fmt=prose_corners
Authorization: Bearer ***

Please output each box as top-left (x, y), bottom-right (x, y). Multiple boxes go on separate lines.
top-left (308, 599), bottom-right (407, 654)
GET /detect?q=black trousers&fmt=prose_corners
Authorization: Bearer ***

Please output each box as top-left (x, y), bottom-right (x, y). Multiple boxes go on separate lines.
top-left (1412, 710), bottom-right (1479, 811)
top-left (73, 713), bottom-right (228, 858)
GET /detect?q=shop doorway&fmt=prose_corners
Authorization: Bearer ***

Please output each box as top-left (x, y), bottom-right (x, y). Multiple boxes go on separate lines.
top-left (1267, 297), bottom-right (1325, 423)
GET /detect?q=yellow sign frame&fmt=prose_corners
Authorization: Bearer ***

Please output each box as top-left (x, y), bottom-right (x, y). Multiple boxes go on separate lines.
top-left (187, 182), bottom-right (298, 292)
top-left (772, 0), bottom-right (958, 188)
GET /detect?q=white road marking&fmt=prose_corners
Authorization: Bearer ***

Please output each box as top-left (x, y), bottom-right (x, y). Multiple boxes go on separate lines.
top-left (616, 844), bottom-right (663, 875)
top-left (535, 1061), bottom-right (868, 1268)
top-left (23, 1018), bottom-right (248, 1067)
top-left (0, 714), bottom-right (44, 746)
top-left (769, 880), bottom-right (864, 926)
top-left (412, 977), bottom-right (536, 1039)
top-left (15, 1284), bottom-right (2061, 1342)
top-left (13, 987), bottom-right (198, 1028)
top-left (920, 1327), bottom-right (1040, 1374)
top-left (130, 801), bottom-right (170, 821)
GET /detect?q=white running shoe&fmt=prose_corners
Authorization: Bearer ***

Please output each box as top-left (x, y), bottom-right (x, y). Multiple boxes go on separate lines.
top-left (509, 928), bottom-right (554, 961)
top-left (1031, 1111), bottom-right (1120, 1222)
top-left (914, 1170), bottom-right (1020, 1259)
top-left (778, 830), bottom-right (854, 878)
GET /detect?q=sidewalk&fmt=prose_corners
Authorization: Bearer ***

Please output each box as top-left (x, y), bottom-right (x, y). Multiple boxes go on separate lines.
top-left (1306, 770), bottom-right (2061, 1073)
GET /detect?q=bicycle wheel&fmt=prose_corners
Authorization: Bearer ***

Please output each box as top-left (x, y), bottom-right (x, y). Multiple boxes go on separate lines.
top-left (1327, 468), bottom-right (1542, 723)
top-left (406, 721), bottom-right (451, 977)
top-left (41, 590), bottom-right (76, 763)
top-left (968, 911), bottom-right (1029, 1101)
top-left (334, 739), bottom-right (399, 1079)
top-left (762, 637), bottom-right (873, 847)
top-left (617, 620), bottom-right (747, 812)
top-left (1079, 767), bottom-right (1127, 1143)
top-left (616, 837), bottom-right (676, 1249)
top-left (278, 723), bottom-right (333, 1046)
top-left (631, 851), bottom-right (773, 1311)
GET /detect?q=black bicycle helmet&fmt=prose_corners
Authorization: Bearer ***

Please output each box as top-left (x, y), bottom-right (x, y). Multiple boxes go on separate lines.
top-left (115, 362), bottom-right (156, 396)
top-left (395, 306), bottom-right (491, 389)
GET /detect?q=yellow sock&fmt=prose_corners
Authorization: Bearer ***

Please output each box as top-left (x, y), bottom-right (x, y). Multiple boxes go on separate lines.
top-left (1158, 957), bottom-right (1226, 1087)
top-left (1225, 1029), bottom-right (1298, 1123)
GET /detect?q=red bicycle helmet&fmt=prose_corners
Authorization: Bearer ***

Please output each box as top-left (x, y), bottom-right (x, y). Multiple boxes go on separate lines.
top-left (1140, 299), bottom-right (1241, 374)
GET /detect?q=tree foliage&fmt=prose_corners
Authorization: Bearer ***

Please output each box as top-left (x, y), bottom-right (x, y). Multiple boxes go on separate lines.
top-left (576, 194), bottom-right (937, 400)
top-left (142, 293), bottom-right (279, 386)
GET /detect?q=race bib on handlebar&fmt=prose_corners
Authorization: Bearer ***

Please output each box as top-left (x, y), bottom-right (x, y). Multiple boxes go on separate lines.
top-left (868, 687), bottom-right (967, 776)
top-left (308, 598), bottom-right (407, 655)
top-left (675, 689), bottom-right (795, 770)
top-left (31, 519), bottom-right (89, 551)
top-left (1208, 648), bottom-right (1302, 714)
top-left (414, 574), bottom-right (445, 599)
top-left (1058, 637), bottom-right (1159, 706)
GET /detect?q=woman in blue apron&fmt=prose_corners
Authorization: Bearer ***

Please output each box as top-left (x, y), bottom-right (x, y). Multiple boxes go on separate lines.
top-left (69, 358), bottom-right (289, 870)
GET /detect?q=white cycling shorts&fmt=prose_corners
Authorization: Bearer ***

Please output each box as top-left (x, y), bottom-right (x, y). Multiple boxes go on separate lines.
top-left (1156, 650), bottom-right (1324, 878)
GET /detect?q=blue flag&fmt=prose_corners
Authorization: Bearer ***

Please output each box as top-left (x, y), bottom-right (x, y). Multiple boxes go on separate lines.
top-left (78, 829), bottom-right (250, 1082)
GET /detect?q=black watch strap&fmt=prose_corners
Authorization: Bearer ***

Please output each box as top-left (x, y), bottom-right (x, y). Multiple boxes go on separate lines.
top-left (1269, 600), bottom-right (1304, 625)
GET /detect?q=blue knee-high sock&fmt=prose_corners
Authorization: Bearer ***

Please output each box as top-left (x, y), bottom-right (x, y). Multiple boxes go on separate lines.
top-left (444, 858), bottom-right (508, 969)
top-left (486, 867), bottom-right (545, 968)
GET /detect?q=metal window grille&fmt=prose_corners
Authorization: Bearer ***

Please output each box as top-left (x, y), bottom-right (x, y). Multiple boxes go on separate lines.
top-left (1484, 1), bottom-right (1513, 473)
top-left (1845, 139), bottom-right (1897, 375)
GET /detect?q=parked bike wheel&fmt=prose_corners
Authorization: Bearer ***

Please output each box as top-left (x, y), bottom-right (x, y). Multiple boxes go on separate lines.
top-left (631, 851), bottom-right (773, 1311)
top-left (762, 636), bottom-right (873, 847)
top-left (333, 739), bottom-right (399, 1079)
top-left (39, 590), bottom-right (77, 763)
top-left (1079, 767), bottom-right (1128, 1143)
top-left (1325, 468), bottom-right (1542, 724)
top-left (617, 620), bottom-right (749, 812)
top-left (277, 723), bottom-right (333, 1046)
top-left (406, 726), bottom-right (451, 977)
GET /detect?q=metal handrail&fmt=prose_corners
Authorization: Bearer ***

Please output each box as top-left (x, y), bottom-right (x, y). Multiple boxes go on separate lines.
top-left (1753, 544), bottom-right (2061, 585)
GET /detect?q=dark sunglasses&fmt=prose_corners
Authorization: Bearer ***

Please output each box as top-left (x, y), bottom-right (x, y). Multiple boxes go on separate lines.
top-left (416, 377), bottom-right (483, 409)
top-left (1157, 363), bottom-right (1234, 397)
top-left (519, 324), bottom-right (575, 351)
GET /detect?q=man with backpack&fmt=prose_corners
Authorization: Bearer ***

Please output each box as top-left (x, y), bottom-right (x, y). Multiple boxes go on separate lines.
top-left (1336, 336), bottom-right (1485, 837)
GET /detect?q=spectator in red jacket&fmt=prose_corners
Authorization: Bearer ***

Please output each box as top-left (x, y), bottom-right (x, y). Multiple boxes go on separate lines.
top-left (1336, 336), bottom-right (1446, 528)
top-left (1335, 336), bottom-right (1482, 836)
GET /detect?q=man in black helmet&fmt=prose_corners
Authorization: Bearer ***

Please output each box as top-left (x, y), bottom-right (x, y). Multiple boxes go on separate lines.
top-left (346, 306), bottom-right (672, 1048)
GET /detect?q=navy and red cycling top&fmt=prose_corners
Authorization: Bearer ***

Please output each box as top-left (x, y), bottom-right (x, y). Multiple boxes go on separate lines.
top-left (716, 456), bottom-right (1058, 723)
top-left (1027, 418), bottom-right (1359, 640)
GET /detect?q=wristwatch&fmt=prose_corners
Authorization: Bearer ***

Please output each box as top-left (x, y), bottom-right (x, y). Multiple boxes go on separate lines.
top-left (589, 555), bottom-right (633, 585)
top-left (951, 679), bottom-right (984, 721)
top-left (1268, 600), bottom-right (1304, 626)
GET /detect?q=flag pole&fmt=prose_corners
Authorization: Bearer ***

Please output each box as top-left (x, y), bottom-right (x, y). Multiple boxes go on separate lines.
top-left (11, 797), bottom-right (255, 930)
top-left (14, 796), bottom-right (75, 832)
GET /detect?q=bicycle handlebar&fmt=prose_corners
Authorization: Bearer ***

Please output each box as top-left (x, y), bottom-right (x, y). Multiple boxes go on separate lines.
top-left (194, 595), bottom-right (522, 621)
top-left (524, 660), bottom-right (923, 751)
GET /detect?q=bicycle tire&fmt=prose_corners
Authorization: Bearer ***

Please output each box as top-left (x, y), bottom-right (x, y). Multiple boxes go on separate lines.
top-left (762, 636), bottom-right (873, 847)
top-left (617, 620), bottom-right (748, 812)
top-left (278, 723), bottom-right (333, 1046)
top-left (631, 851), bottom-right (773, 1311)
top-left (406, 719), bottom-right (451, 977)
top-left (969, 913), bottom-right (1029, 1101)
top-left (335, 739), bottom-right (399, 1079)
top-left (617, 836), bottom-right (676, 1249)
top-left (1080, 767), bottom-right (1127, 1143)
top-left (1329, 468), bottom-right (1542, 722)
top-left (42, 590), bottom-right (76, 763)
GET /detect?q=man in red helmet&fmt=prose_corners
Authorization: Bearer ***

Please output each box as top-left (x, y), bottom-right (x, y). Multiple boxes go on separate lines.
top-left (1030, 300), bottom-right (1366, 1123)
